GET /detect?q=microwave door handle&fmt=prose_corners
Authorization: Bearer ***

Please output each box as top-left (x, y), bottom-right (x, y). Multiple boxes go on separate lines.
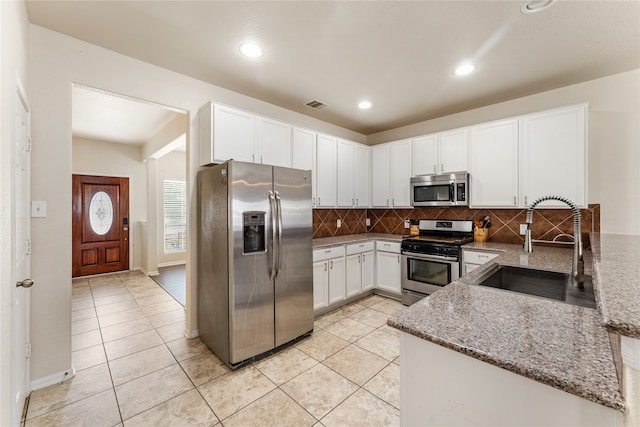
top-left (449, 183), bottom-right (455, 202)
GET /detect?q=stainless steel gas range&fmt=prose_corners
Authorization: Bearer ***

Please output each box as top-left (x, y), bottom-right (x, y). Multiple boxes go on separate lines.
top-left (400, 219), bottom-right (474, 305)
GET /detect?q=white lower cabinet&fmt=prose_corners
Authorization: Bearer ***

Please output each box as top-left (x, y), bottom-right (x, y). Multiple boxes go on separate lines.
top-left (376, 241), bottom-right (402, 294)
top-left (462, 249), bottom-right (499, 274)
top-left (313, 246), bottom-right (346, 311)
top-left (346, 242), bottom-right (375, 298)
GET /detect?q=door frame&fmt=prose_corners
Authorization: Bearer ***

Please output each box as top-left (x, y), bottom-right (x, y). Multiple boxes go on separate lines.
top-left (71, 171), bottom-right (134, 275)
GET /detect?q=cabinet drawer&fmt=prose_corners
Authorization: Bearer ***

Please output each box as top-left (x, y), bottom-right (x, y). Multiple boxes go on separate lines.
top-left (463, 250), bottom-right (499, 265)
top-left (376, 241), bottom-right (401, 253)
top-left (346, 241), bottom-right (375, 255)
top-left (313, 246), bottom-right (346, 262)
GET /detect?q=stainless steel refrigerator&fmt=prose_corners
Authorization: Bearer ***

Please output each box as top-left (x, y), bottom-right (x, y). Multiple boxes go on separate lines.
top-left (197, 160), bottom-right (314, 368)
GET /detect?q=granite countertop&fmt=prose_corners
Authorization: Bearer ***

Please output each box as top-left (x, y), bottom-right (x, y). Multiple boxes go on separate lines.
top-left (313, 233), bottom-right (404, 248)
top-left (591, 233), bottom-right (640, 338)
top-left (388, 242), bottom-right (625, 412)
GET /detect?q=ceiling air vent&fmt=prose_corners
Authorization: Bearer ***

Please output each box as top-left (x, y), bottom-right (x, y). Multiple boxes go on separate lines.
top-left (304, 99), bottom-right (328, 110)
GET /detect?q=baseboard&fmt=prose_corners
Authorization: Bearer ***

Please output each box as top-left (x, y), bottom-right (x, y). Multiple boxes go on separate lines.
top-left (139, 266), bottom-right (159, 276)
top-left (185, 328), bottom-right (199, 339)
top-left (31, 367), bottom-right (75, 391)
top-left (157, 261), bottom-right (186, 268)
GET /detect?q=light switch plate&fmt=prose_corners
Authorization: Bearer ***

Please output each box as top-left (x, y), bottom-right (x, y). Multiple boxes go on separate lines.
top-left (404, 220), bottom-right (410, 228)
top-left (519, 224), bottom-right (527, 235)
top-left (337, 219), bottom-right (342, 228)
top-left (366, 218), bottom-right (371, 226)
top-left (31, 201), bottom-right (47, 218)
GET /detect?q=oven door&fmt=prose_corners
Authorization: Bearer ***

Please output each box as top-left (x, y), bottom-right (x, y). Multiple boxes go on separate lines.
top-left (401, 251), bottom-right (460, 298)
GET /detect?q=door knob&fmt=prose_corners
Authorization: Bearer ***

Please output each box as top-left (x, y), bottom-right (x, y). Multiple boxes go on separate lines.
top-left (16, 278), bottom-right (34, 288)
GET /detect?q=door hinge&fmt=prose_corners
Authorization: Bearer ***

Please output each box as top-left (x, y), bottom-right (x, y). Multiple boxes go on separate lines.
top-left (26, 239), bottom-right (32, 255)
top-left (26, 137), bottom-right (32, 152)
top-left (25, 342), bottom-right (31, 358)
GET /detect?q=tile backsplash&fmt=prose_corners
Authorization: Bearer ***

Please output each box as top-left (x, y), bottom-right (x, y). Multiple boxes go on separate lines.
top-left (313, 205), bottom-right (600, 247)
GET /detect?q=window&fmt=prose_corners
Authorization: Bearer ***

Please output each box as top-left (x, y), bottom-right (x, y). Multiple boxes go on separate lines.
top-left (163, 180), bottom-right (186, 253)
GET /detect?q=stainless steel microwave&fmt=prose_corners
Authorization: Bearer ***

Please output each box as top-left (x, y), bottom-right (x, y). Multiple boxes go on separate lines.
top-left (410, 172), bottom-right (469, 207)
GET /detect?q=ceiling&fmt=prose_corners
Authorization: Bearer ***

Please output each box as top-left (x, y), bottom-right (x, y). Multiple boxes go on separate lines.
top-left (27, 1), bottom-right (640, 138)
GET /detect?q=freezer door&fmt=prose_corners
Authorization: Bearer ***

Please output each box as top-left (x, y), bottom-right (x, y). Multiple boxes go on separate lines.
top-left (273, 166), bottom-right (314, 346)
top-left (229, 161), bottom-right (275, 364)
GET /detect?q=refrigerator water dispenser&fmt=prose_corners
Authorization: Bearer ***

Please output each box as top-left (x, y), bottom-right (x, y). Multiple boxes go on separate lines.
top-left (243, 212), bottom-right (266, 253)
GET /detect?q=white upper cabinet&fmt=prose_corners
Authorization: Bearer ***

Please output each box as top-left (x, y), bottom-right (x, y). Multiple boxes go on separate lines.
top-left (519, 104), bottom-right (587, 208)
top-left (199, 102), bottom-right (256, 165)
top-left (371, 144), bottom-right (391, 207)
top-left (469, 119), bottom-right (519, 207)
top-left (413, 134), bottom-right (439, 175)
top-left (389, 139), bottom-right (413, 207)
top-left (336, 140), bottom-right (370, 208)
top-left (337, 139), bottom-right (355, 207)
top-left (413, 130), bottom-right (467, 176)
top-left (439, 128), bottom-right (468, 173)
top-left (371, 140), bottom-right (412, 208)
top-left (257, 117), bottom-right (292, 168)
top-left (315, 134), bottom-right (338, 207)
top-left (354, 143), bottom-right (370, 207)
top-left (292, 128), bottom-right (316, 206)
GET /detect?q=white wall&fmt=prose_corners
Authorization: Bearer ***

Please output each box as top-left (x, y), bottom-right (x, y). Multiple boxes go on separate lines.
top-left (1, 1), bottom-right (30, 424)
top-left (72, 138), bottom-right (148, 270)
top-left (367, 70), bottom-right (640, 235)
top-left (28, 24), bottom-right (364, 384)
top-left (157, 151), bottom-right (187, 266)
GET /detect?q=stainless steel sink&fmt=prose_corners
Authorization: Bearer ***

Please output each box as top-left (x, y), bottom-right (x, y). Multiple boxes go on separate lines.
top-left (467, 264), bottom-right (596, 309)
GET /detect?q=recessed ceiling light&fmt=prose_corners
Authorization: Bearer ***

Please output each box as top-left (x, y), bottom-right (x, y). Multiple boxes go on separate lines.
top-left (358, 100), bottom-right (372, 110)
top-left (454, 63), bottom-right (476, 76)
top-left (239, 43), bottom-right (264, 58)
top-left (521, 0), bottom-right (556, 14)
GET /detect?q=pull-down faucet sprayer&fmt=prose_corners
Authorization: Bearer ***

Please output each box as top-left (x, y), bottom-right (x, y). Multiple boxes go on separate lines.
top-left (523, 195), bottom-right (585, 288)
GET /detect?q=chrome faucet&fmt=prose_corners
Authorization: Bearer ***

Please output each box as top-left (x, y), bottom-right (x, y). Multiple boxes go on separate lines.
top-left (523, 195), bottom-right (585, 288)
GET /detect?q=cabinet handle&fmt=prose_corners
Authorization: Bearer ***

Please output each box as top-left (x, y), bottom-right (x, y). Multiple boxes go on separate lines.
top-left (352, 198), bottom-right (354, 205)
top-left (318, 197), bottom-right (321, 206)
top-left (525, 196), bottom-right (528, 205)
top-left (362, 254), bottom-right (366, 262)
top-left (358, 255), bottom-right (361, 264)
top-left (313, 197), bottom-right (316, 206)
top-left (433, 165), bottom-right (436, 173)
top-left (441, 163), bottom-right (444, 172)
top-left (397, 255), bottom-right (400, 263)
top-left (330, 260), bottom-right (333, 269)
top-left (356, 198), bottom-right (359, 206)
top-left (260, 155), bottom-right (263, 164)
top-left (324, 250), bottom-right (332, 254)
top-left (478, 254), bottom-right (489, 259)
top-left (513, 196), bottom-right (517, 206)
top-left (386, 198), bottom-right (389, 206)
top-left (392, 198), bottom-right (395, 206)
top-left (324, 262), bottom-right (327, 271)
top-left (252, 154), bottom-right (255, 163)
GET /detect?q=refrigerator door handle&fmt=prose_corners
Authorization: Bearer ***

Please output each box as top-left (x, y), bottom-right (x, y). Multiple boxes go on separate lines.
top-left (275, 191), bottom-right (283, 278)
top-left (269, 191), bottom-right (277, 280)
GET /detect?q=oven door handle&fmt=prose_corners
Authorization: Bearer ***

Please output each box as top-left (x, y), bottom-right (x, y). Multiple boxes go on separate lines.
top-left (402, 251), bottom-right (458, 262)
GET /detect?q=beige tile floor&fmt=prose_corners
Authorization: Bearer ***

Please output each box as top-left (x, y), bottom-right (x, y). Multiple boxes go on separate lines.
top-left (24, 271), bottom-right (403, 426)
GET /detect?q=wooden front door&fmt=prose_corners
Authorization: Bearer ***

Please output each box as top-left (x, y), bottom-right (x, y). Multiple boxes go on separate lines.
top-left (72, 175), bottom-right (129, 277)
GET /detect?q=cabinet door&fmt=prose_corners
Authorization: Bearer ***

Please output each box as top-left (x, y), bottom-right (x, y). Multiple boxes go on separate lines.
top-left (337, 139), bottom-right (355, 207)
top-left (361, 251), bottom-right (375, 291)
top-left (520, 104), bottom-right (587, 208)
top-left (376, 251), bottom-right (401, 294)
top-left (328, 256), bottom-right (346, 305)
top-left (346, 254), bottom-right (362, 298)
top-left (389, 139), bottom-right (412, 207)
top-left (213, 104), bottom-right (256, 163)
top-left (371, 144), bottom-right (391, 207)
top-left (292, 128), bottom-right (316, 206)
top-left (354, 143), bottom-right (370, 207)
top-left (440, 128), bottom-right (468, 173)
top-left (258, 118), bottom-right (291, 167)
top-left (469, 119), bottom-right (519, 207)
top-left (413, 134), bottom-right (439, 175)
top-left (313, 261), bottom-right (329, 312)
top-left (315, 134), bottom-right (337, 207)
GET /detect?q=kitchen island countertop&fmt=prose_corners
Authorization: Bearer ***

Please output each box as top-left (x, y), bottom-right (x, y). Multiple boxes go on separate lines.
top-left (389, 239), bottom-right (626, 412)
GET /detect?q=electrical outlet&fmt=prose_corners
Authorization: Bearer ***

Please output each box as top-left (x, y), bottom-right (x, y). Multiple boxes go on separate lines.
top-left (519, 224), bottom-right (527, 235)
top-left (404, 220), bottom-right (410, 228)
top-left (366, 218), bottom-right (371, 226)
top-left (337, 219), bottom-right (342, 228)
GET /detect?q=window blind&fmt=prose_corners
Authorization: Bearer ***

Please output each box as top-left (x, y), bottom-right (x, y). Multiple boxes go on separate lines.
top-left (163, 180), bottom-right (186, 253)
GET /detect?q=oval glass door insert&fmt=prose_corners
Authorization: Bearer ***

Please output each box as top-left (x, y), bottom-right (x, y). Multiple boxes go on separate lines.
top-left (89, 191), bottom-right (114, 235)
